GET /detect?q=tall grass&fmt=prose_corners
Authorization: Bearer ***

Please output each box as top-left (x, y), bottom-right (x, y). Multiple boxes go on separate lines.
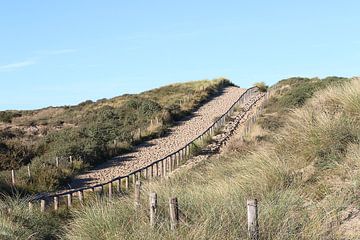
top-left (0, 195), bottom-right (67, 239)
top-left (63, 78), bottom-right (360, 239)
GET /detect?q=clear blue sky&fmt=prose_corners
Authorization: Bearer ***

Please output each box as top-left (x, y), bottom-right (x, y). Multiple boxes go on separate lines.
top-left (1, 1), bottom-right (359, 110)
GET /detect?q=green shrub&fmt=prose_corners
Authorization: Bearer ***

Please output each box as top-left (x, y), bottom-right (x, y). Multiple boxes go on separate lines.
top-left (0, 111), bottom-right (21, 123)
top-left (254, 82), bottom-right (268, 92)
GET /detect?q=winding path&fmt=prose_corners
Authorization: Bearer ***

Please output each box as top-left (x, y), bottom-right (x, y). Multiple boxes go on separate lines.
top-left (70, 86), bottom-right (246, 188)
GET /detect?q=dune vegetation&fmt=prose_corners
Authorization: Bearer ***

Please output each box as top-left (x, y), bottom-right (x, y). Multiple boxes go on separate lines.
top-left (0, 78), bottom-right (232, 193)
top-left (59, 76), bottom-right (360, 239)
top-left (1, 76), bottom-right (359, 240)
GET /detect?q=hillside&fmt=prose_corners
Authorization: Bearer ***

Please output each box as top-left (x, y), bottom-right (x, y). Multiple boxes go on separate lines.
top-left (0, 78), bottom-right (233, 192)
top-left (64, 76), bottom-right (359, 239)
top-left (1, 76), bottom-right (359, 240)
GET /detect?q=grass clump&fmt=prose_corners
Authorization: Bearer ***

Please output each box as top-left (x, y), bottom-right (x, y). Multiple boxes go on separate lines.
top-left (253, 82), bottom-right (268, 92)
top-left (258, 76), bottom-right (349, 132)
top-left (0, 195), bottom-right (68, 240)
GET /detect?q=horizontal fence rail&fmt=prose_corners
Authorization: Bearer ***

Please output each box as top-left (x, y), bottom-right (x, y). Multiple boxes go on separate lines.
top-left (27, 87), bottom-right (268, 210)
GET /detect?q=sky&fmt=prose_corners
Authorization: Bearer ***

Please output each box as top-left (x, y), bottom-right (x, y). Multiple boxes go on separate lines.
top-left (1, 1), bottom-right (359, 110)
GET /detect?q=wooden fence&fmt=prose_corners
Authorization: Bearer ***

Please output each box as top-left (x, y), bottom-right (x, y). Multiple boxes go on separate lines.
top-left (126, 182), bottom-right (260, 239)
top-left (23, 87), bottom-right (268, 211)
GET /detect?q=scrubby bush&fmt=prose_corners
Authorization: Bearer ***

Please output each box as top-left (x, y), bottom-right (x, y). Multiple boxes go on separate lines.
top-left (254, 82), bottom-right (268, 92)
top-left (0, 78), bottom-right (233, 192)
top-left (0, 111), bottom-right (21, 123)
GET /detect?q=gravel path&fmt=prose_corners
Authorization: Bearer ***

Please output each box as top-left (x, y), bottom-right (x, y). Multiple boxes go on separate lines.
top-left (70, 86), bottom-right (246, 188)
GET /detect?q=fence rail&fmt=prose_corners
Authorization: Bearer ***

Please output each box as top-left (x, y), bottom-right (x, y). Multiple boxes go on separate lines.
top-left (26, 86), bottom-right (268, 211)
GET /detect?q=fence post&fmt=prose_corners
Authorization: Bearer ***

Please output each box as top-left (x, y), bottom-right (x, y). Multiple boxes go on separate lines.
top-left (54, 196), bottom-right (59, 211)
top-left (150, 164), bottom-right (154, 178)
top-left (56, 157), bottom-right (59, 167)
top-left (67, 193), bottom-right (72, 208)
top-left (78, 190), bottom-right (84, 206)
top-left (149, 192), bottom-right (157, 227)
top-left (99, 185), bottom-right (104, 196)
top-left (27, 165), bottom-right (31, 178)
top-left (169, 197), bottom-right (179, 230)
top-left (125, 176), bottom-right (129, 191)
top-left (117, 178), bottom-right (121, 193)
top-left (156, 162), bottom-right (159, 177)
top-left (144, 167), bottom-right (148, 179)
top-left (247, 199), bottom-right (259, 240)
top-left (108, 182), bottom-right (113, 199)
top-left (28, 201), bottom-right (33, 211)
top-left (11, 170), bottom-right (15, 186)
top-left (169, 156), bottom-right (173, 172)
top-left (132, 173), bottom-right (136, 185)
top-left (40, 199), bottom-right (46, 212)
top-left (134, 181), bottom-right (141, 208)
top-left (176, 152), bottom-right (180, 167)
top-left (160, 160), bottom-right (165, 177)
top-left (69, 156), bottom-right (73, 164)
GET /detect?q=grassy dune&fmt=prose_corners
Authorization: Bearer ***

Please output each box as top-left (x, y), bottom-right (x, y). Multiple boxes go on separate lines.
top-left (0, 78), bottom-right (232, 193)
top-left (63, 77), bottom-right (360, 239)
top-left (1, 76), bottom-right (358, 239)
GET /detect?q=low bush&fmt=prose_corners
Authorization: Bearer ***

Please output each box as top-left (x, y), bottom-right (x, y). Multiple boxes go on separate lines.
top-left (253, 82), bottom-right (268, 92)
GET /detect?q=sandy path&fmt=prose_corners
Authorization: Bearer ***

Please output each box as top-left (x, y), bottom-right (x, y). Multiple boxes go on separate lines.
top-left (70, 86), bottom-right (246, 188)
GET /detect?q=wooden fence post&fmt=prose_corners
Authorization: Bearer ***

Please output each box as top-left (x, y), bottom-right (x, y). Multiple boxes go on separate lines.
top-left (149, 192), bottom-right (157, 227)
top-left (56, 157), bottom-right (59, 167)
top-left (125, 176), bottom-right (129, 191)
top-left (67, 193), bottom-right (72, 208)
top-left (108, 182), bottom-right (113, 199)
top-left (11, 170), bottom-right (15, 186)
top-left (134, 181), bottom-right (141, 208)
top-left (40, 199), bottom-right (46, 212)
top-left (78, 190), bottom-right (84, 206)
top-left (27, 165), bottom-right (31, 178)
top-left (99, 185), bottom-right (104, 196)
top-left (247, 199), bottom-right (259, 240)
top-left (117, 178), bottom-right (121, 193)
top-left (160, 160), bottom-right (165, 177)
top-left (54, 196), bottom-right (59, 211)
top-left (176, 152), bottom-right (180, 167)
top-left (144, 167), bottom-right (148, 179)
top-left (156, 162), bottom-right (159, 177)
top-left (170, 156), bottom-right (173, 171)
top-left (28, 201), bottom-right (33, 211)
top-left (150, 164), bottom-right (154, 178)
top-left (169, 197), bottom-right (179, 230)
